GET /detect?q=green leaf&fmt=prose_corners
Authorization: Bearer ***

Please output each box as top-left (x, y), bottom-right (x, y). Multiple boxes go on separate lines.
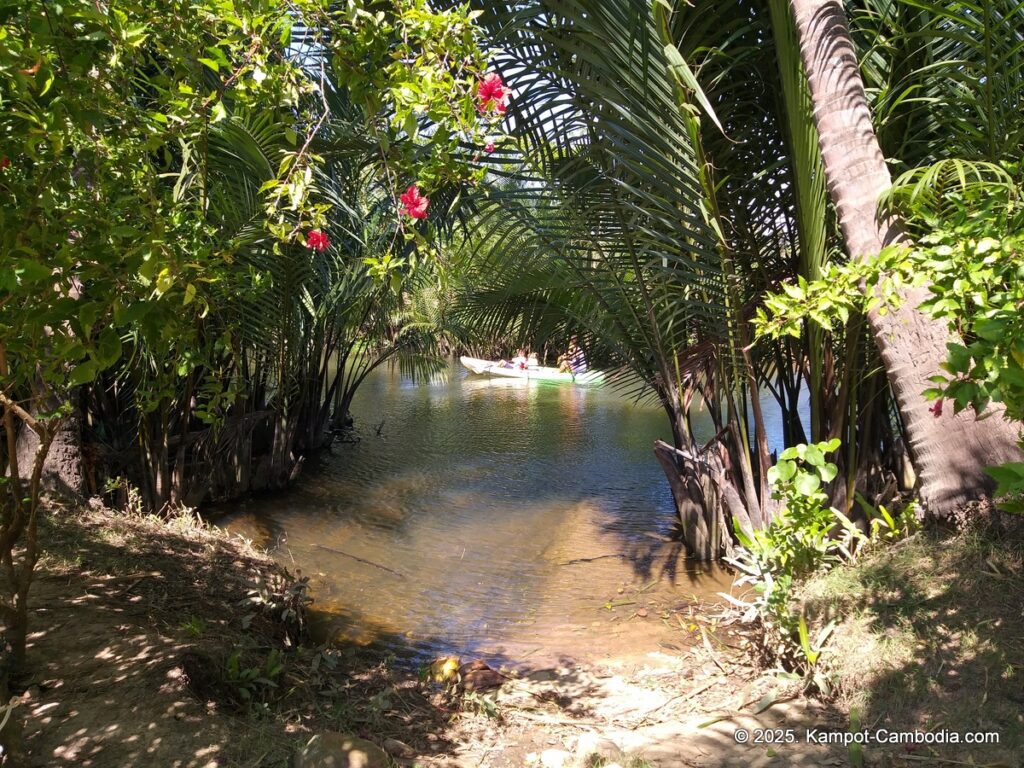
top-left (770, 459), bottom-right (797, 483)
top-left (975, 237), bottom-right (1000, 254)
top-left (96, 327), bottom-right (122, 368)
top-left (68, 360), bottom-right (99, 386)
top-left (985, 462), bottom-right (1024, 495)
top-left (794, 472), bottom-right (821, 496)
top-left (803, 443), bottom-right (824, 467)
top-left (945, 342), bottom-right (972, 374)
top-left (661, 41), bottom-right (725, 135)
top-left (16, 259), bottom-right (52, 283)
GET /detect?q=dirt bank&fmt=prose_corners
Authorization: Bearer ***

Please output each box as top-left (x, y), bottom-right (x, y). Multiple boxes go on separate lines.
top-left (11, 504), bottom-right (1022, 767)
top-left (13, 505), bottom-right (839, 767)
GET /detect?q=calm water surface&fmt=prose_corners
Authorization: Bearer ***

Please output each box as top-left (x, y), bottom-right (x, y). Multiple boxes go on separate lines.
top-left (223, 364), bottom-right (786, 665)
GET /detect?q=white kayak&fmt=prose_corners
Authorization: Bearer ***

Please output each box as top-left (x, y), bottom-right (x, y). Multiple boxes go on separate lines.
top-left (460, 356), bottom-right (604, 386)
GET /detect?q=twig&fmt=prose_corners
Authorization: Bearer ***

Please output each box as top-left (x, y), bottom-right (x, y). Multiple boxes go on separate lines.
top-left (507, 709), bottom-right (604, 728)
top-left (627, 678), bottom-right (719, 729)
top-left (115, 575), bottom-right (150, 598)
top-left (557, 554), bottom-right (625, 566)
top-left (700, 625), bottom-right (728, 675)
top-left (313, 545), bottom-right (406, 579)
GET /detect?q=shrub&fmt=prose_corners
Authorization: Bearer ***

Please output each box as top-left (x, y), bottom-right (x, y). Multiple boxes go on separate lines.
top-left (724, 439), bottom-right (915, 690)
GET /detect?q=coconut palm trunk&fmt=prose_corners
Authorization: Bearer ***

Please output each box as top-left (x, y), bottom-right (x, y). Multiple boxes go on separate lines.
top-left (789, 0), bottom-right (1022, 513)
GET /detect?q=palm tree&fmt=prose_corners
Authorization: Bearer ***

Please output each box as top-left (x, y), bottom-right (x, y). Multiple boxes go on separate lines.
top-left (788, 0), bottom-right (1022, 513)
top-left (458, 0), bottom-right (858, 558)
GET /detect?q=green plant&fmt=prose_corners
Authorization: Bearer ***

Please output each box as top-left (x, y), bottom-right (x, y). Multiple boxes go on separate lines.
top-left (223, 648), bottom-right (285, 708)
top-left (460, 690), bottom-right (499, 719)
top-left (848, 707), bottom-right (864, 768)
top-left (724, 439), bottom-right (864, 683)
top-left (796, 615), bottom-right (836, 694)
top-left (241, 572), bottom-right (312, 647)
top-left (757, 161), bottom-right (1024, 513)
top-left (725, 437), bottom-right (921, 689)
top-left (181, 615), bottom-right (206, 638)
top-left (855, 495), bottom-right (919, 544)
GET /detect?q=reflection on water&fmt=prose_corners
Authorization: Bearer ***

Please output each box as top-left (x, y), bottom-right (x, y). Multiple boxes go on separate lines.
top-left (223, 364), bottom-right (778, 665)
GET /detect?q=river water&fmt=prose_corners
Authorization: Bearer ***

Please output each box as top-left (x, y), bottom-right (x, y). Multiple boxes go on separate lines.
top-left (223, 364), bottom-right (785, 666)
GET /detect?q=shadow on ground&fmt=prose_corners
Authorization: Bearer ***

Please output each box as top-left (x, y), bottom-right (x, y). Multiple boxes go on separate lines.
top-left (17, 507), bottom-right (476, 767)
top-left (802, 511), bottom-right (1024, 767)
top-left (11, 505), bottom-right (843, 768)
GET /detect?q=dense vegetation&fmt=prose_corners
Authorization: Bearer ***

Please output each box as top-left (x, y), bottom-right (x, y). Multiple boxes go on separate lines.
top-left (1, 0), bottom-right (500, 689)
top-left (2, 0), bottom-right (1022, 761)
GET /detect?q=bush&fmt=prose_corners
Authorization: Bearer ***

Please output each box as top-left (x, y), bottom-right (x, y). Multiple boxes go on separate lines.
top-left (724, 439), bottom-right (915, 690)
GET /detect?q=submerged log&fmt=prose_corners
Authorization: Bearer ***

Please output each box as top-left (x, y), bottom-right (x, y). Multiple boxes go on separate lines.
top-left (312, 544), bottom-right (406, 579)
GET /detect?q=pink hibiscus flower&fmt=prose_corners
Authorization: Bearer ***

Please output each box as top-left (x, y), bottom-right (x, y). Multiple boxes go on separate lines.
top-left (477, 73), bottom-right (510, 114)
top-left (400, 185), bottom-right (430, 219)
top-left (306, 230), bottom-right (330, 252)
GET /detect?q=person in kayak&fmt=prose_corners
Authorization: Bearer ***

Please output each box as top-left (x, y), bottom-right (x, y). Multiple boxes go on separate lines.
top-left (499, 347), bottom-right (530, 369)
top-left (558, 337), bottom-right (588, 374)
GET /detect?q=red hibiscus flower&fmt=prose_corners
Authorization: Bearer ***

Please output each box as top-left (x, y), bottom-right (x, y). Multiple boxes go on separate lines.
top-left (484, 142), bottom-right (496, 154)
top-left (477, 73), bottom-right (510, 114)
top-left (0, 156), bottom-right (9, 169)
top-left (928, 399), bottom-right (944, 418)
top-left (306, 230), bottom-right (330, 252)
top-left (400, 185), bottom-right (430, 219)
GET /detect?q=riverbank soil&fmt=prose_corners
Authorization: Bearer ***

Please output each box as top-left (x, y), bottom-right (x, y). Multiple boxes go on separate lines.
top-left (9, 505), bottom-right (1022, 767)
top-left (799, 508), bottom-right (1024, 766)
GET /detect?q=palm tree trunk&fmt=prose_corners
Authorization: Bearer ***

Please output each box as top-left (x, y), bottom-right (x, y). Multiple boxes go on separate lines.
top-left (789, 0), bottom-right (1022, 514)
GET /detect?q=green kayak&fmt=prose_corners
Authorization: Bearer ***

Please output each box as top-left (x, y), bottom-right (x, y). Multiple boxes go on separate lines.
top-left (460, 356), bottom-right (604, 386)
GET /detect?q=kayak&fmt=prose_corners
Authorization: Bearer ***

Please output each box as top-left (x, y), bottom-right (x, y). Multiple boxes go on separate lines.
top-left (460, 356), bottom-right (604, 386)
